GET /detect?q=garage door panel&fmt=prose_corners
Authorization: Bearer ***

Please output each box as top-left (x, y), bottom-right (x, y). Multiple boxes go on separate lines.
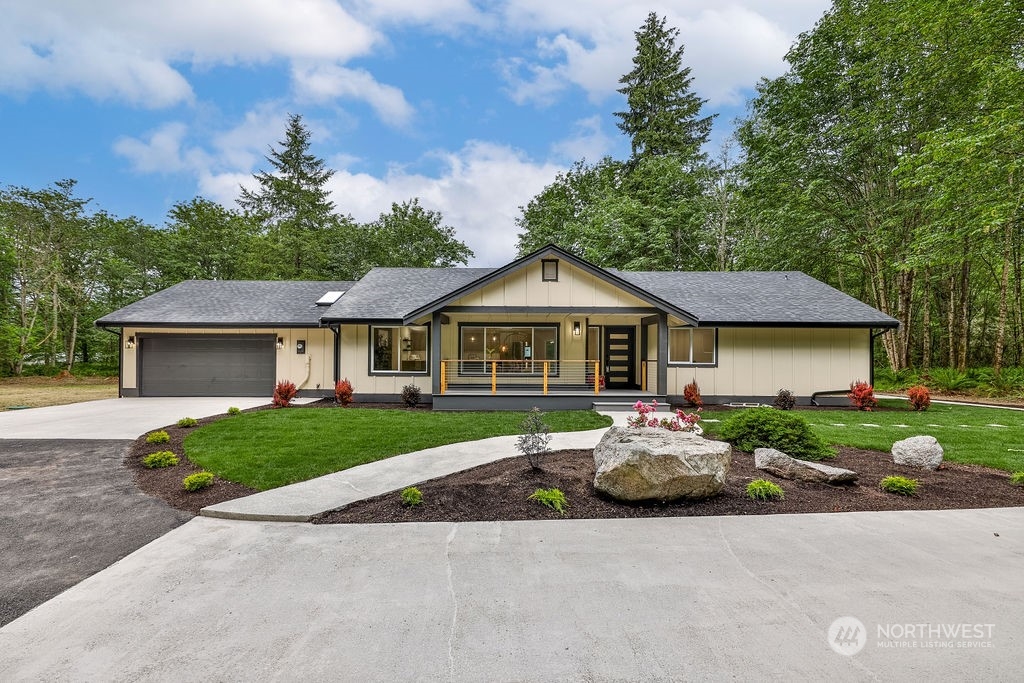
top-left (140, 336), bottom-right (275, 397)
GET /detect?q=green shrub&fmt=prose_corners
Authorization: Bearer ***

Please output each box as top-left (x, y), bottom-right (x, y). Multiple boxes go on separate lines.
top-left (927, 367), bottom-right (976, 393)
top-left (746, 479), bottom-right (784, 502)
top-left (1010, 472), bottom-right (1024, 487)
top-left (176, 417), bottom-right (198, 428)
top-left (143, 450), bottom-right (179, 468)
top-left (528, 488), bottom-right (568, 515)
top-left (400, 486), bottom-right (423, 506)
top-left (145, 430), bottom-right (170, 444)
top-left (906, 385), bottom-right (930, 411)
top-left (227, 406), bottom-right (242, 415)
top-left (183, 471), bottom-right (215, 492)
top-left (773, 388), bottom-right (796, 410)
top-left (516, 407), bottom-right (552, 470)
top-left (880, 475), bottom-right (918, 496)
top-left (718, 408), bottom-right (834, 460)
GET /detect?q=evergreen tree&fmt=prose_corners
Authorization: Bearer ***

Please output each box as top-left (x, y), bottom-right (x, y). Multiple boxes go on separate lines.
top-left (615, 12), bottom-right (714, 163)
top-left (237, 114), bottom-right (339, 278)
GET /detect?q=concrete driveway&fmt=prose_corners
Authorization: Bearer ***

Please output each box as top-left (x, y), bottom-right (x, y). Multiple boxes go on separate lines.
top-left (1, 507), bottom-right (1021, 680)
top-left (0, 397), bottom-right (270, 439)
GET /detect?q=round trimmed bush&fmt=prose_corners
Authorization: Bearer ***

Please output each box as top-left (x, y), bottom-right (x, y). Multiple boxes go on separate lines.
top-left (747, 479), bottom-right (784, 501)
top-left (183, 471), bottom-right (215, 492)
top-left (143, 450), bottom-right (179, 469)
top-left (145, 430), bottom-right (170, 444)
top-left (880, 475), bottom-right (918, 496)
top-left (718, 408), bottom-right (834, 460)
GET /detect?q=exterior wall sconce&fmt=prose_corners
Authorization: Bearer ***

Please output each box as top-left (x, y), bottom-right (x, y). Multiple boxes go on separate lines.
top-left (573, 321), bottom-right (581, 337)
top-left (125, 335), bottom-right (135, 350)
top-left (276, 337), bottom-right (284, 350)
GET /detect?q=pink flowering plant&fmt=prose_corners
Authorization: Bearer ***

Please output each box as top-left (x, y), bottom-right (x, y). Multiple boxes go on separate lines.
top-left (626, 400), bottom-right (702, 433)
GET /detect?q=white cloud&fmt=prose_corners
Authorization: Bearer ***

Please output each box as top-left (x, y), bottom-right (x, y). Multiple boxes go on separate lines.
top-left (292, 64), bottom-right (414, 127)
top-left (550, 116), bottom-right (614, 163)
top-left (113, 122), bottom-right (191, 173)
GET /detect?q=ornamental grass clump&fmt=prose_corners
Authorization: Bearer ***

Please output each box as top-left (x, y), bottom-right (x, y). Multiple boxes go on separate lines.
top-left (400, 486), bottom-right (423, 507)
top-left (176, 417), bottom-right (198, 428)
top-left (746, 479), bottom-right (784, 502)
top-left (273, 380), bottom-right (298, 408)
top-left (718, 408), bottom-right (834, 460)
top-left (880, 475), bottom-right (918, 496)
top-left (227, 406), bottom-right (242, 416)
top-left (529, 488), bottom-right (568, 515)
top-left (1010, 472), bottom-right (1024, 487)
top-left (848, 381), bottom-right (878, 411)
top-left (335, 378), bottom-right (354, 406)
top-left (516, 407), bottom-right (552, 470)
top-left (683, 380), bottom-right (703, 407)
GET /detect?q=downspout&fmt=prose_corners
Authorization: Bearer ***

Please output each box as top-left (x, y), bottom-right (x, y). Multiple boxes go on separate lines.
top-left (870, 327), bottom-right (890, 388)
top-left (99, 326), bottom-right (123, 398)
top-left (330, 325), bottom-right (341, 385)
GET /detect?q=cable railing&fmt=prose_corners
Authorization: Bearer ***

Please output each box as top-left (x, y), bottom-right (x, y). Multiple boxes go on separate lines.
top-left (440, 359), bottom-right (602, 395)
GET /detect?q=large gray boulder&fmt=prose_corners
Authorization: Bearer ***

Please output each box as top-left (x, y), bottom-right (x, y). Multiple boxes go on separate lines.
top-left (754, 448), bottom-right (858, 484)
top-left (593, 427), bottom-right (731, 502)
top-left (891, 435), bottom-right (943, 470)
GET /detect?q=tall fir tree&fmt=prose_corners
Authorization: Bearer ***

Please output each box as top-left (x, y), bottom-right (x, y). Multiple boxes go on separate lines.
top-left (615, 12), bottom-right (714, 163)
top-left (237, 114), bottom-right (339, 278)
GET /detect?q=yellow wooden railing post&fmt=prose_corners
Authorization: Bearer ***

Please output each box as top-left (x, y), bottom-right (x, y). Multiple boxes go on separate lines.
top-left (594, 360), bottom-right (600, 396)
top-left (641, 361), bottom-right (647, 392)
top-left (543, 361), bottom-right (549, 395)
top-left (440, 360), bottom-right (446, 395)
top-left (491, 361), bottom-right (497, 395)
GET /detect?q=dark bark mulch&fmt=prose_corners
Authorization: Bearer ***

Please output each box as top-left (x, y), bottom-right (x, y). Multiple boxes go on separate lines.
top-left (313, 447), bottom-right (1024, 524)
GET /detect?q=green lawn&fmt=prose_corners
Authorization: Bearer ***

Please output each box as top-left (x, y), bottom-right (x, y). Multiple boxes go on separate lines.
top-left (703, 399), bottom-right (1024, 472)
top-left (185, 408), bottom-right (612, 490)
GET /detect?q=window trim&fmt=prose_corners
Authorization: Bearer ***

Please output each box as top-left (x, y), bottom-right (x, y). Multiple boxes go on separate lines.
top-left (541, 259), bottom-right (559, 282)
top-left (368, 324), bottom-right (430, 376)
top-left (456, 322), bottom-right (560, 376)
top-left (668, 327), bottom-right (718, 367)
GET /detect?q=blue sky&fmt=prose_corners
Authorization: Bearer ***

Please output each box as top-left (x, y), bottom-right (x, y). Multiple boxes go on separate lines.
top-left (0, 0), bottom-right (829, 266)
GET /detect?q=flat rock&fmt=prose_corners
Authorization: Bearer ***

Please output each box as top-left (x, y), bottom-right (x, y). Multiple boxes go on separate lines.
top-left (754, 448), bottom-right (858, 484)
top-left (593, 427), bottom-right (731, 502)
top-left (891, 435), bottom-right (943, 470)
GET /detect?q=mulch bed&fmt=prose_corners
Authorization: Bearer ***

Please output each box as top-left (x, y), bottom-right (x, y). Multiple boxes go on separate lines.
top-left (313, 447), bottom-right (1024, 524)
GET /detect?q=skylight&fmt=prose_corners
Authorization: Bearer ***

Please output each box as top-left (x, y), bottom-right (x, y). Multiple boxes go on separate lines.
top-left (315, 291), bottom-right (345, 306)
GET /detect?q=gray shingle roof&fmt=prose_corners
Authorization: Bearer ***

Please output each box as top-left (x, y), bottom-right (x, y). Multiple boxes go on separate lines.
top-left (318, 267), bottom-right (495, 322)
top-left (95, 280), bottom-right (355, 327)
top-left (612, 270), bottom-right (898, 327)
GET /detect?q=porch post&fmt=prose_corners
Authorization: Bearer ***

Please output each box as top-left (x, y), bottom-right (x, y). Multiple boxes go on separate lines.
top-left (657, 313), bottom-right (669, 396)
top-left (431, 311), bottom-right (442, 397)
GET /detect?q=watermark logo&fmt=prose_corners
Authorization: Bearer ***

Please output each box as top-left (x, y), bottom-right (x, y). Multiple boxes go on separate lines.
top-left (828, 616), bottom-right (867, 656)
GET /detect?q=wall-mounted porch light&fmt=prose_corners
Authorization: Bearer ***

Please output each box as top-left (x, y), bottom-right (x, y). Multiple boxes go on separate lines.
top-left (276, 337), bottom-right (284, 349)
top-left (125, 335), bottom-right (135, 350)
top-left (572, 321), bottom-right (581, 337)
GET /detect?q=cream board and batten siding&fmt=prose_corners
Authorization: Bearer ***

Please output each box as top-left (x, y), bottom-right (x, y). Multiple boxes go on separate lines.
top-left (120, 327), bottom-right (335, 392)
top-left (337, 324), bottom-right (432, 397)
top-left (667, 327), bottom-right (871, 398)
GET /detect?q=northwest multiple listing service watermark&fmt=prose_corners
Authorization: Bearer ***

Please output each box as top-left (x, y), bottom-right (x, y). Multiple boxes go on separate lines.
top-left (828, 616), bottom-right (995, 656)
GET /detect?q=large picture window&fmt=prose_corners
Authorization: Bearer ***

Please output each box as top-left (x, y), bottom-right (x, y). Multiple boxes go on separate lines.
top-left (669, 327), bottom-right (716, 365)
top-left (459, 325), bottom-right (558, 374)
top-left (371, 325), bottom-right (428, 374)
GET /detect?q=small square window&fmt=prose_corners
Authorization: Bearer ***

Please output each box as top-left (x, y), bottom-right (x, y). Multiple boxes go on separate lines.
top-left (541, 259), bottom-right (559, 281)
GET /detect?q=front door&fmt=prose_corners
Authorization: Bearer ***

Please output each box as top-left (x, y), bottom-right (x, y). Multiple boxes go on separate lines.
top-left (603, 326), bottom-right (636, 390)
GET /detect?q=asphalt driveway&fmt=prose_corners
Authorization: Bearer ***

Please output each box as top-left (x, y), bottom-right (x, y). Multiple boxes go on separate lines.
top-left (0, 440), bottom-right (192, 626)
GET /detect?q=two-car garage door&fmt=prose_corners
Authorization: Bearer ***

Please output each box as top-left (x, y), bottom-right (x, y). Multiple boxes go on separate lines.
top-left (139, 335), bottom-right (276, 397)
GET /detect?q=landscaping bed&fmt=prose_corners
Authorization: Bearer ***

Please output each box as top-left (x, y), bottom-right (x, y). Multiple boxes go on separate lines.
top-left (313, 447), bottom-right (1024, 524)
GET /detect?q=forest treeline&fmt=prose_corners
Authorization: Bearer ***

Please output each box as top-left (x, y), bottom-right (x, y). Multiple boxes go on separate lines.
top-left (3, 0), bottom-right (1022, 377)
top-left (517, 1), bottom-right (1024, 375)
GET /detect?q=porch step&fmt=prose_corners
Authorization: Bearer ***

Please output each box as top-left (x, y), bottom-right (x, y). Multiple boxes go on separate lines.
top-left (592, 400), bottom-right (671, 412)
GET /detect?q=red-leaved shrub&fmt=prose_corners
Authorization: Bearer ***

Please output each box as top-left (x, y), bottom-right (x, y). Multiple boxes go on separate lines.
top-left (683, 380), bottom-right (703, 407)
top-left (848, 381), bottom-right (877, 411)
top-left (273, 380), bottom-right (297, 408)
top-left (335, 378), bottom-right (354, 406)
top-left (907, 385), bottom-right (931, 411)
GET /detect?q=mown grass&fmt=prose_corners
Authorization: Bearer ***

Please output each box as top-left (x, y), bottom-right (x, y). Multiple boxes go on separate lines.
top-left (703, 399), bottom-right (1024, 472)
top-left (185, 408), bottom-right (612, 490)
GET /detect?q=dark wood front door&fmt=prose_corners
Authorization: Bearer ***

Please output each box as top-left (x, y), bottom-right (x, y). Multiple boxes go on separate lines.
top-left (603, 326), bottom-right (636, 390)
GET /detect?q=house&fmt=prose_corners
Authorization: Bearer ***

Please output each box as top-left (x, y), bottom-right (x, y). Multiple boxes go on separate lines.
top-left (96, 245), bottom-right (898, 409)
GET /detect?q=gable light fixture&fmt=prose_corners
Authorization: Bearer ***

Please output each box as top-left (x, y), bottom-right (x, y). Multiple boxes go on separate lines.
top-left (573, 321), bottom-right (581, 337)
top-left (125, 335), bottom-right (135, 349)
top-left (276, 337), bottom-right (284, 350)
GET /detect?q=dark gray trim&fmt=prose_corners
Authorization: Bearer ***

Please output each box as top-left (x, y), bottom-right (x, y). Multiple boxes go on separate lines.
top-left (355, 393), bottom-right (434, 405)
top-left (657, 313), bottom-right (668, 395)
top-left (670, 395), bottom-right (838, 407)
top-left (696, 320), bottom-right (899, 329)
top-left (441, 306), bottom-right (660, 315)
top-left (433, 394), bottom-right (653, 411)
top-left (400, 244), bottom-right (700, 325)
top-left (368, 323), bottom-right (431, 376)
top-left (330, 325), bottom-right (340, 385)
top-left (431, 312), bottom-right (442, 396)
top-left (120, 387), bottom-right (139, 397)
top-left (96, 321), bottom-right (323, 329)
top-left (639, 314), bottom-right (660, 326)
top-left (296, 388), bottom-right (334, 398)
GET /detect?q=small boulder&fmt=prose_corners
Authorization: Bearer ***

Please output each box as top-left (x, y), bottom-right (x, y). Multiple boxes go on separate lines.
top-left (593, 427), bottom-right (731, 502)
top-left (754, 448), bottom-right (858, 484)
top-left (891, 435), bottom-right (943, 470)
